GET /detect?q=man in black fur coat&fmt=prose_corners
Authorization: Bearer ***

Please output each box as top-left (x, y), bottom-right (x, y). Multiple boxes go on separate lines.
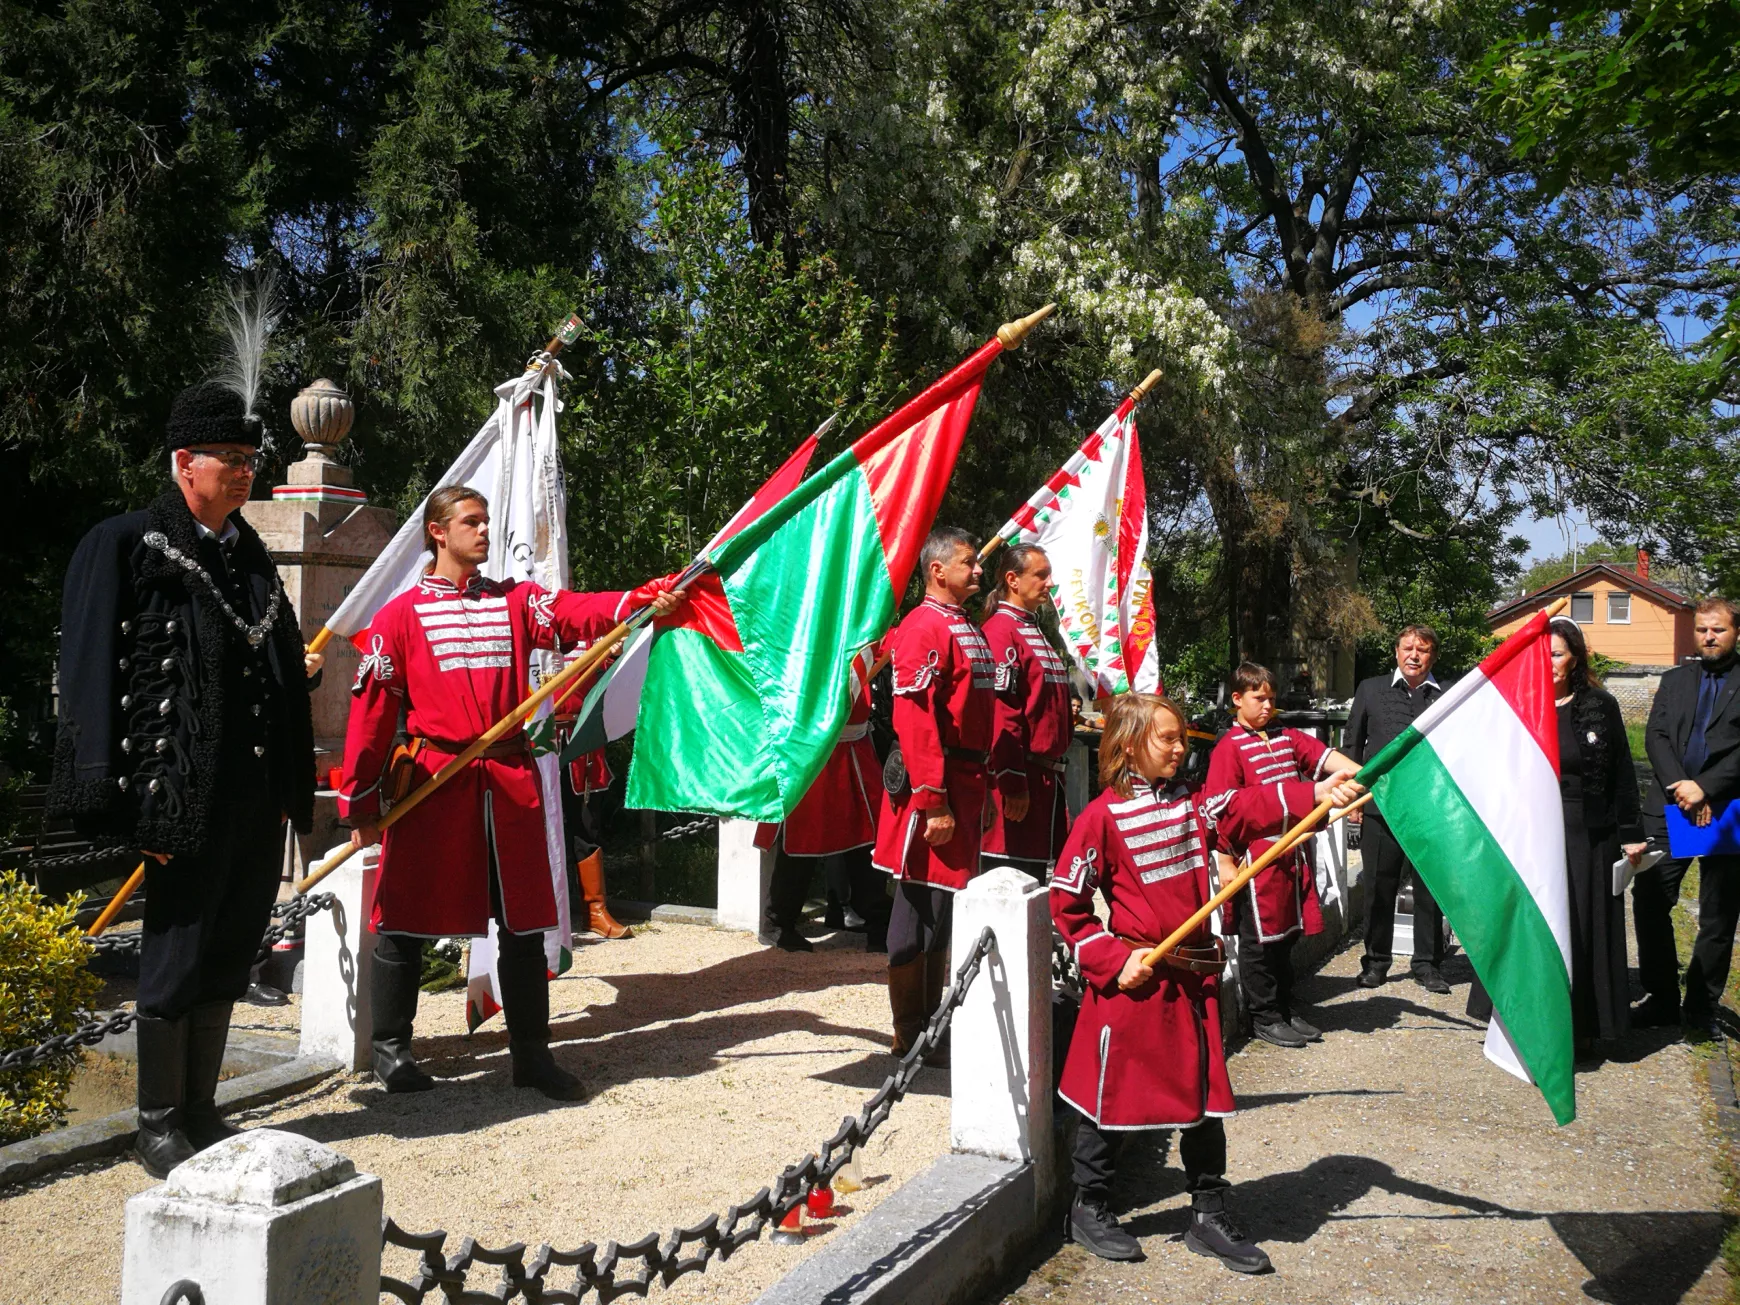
top-left (49, 382), bottom-right (321, 1177)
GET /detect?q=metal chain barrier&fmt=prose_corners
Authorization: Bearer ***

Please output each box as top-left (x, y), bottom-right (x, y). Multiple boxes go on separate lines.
top-left (1051, 933), bottom-right (1084, 997)
top-left (658, 816), bottom-right (717, 843)
top-left (15, 845), bottom-right (139, 872)
top-left (158, 1282), bottom-right (205, 1305)
top-left (0, 895), bottom-right (336, 1074)
top-left (377, 925), bottom-right (999, 1304)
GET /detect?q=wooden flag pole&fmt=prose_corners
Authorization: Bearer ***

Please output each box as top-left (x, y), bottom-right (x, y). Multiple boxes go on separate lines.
top-left (979, 364), bottom-right (1160, 562)
top-left (87, 862), bottom-right (146, 937)
top-left (303, 313), bottom-right (587, 660)
top-left (295, 611), bottom-right (640, 894)
top-left (1142, 796), bottom-right (1338, 968)
top-left (1329, 791), bottom-right (1374, 826)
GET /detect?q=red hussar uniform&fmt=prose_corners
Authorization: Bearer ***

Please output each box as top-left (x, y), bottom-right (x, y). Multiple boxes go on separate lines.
top-left (780, 652), bottom-right (882, 856)
top-left (981, 601), bottom-right (1074, 873)
top-left (339, 572), bottom-right (628, 939)
top-left (872, 598), bottom-right (997, 890)
top-left (1201, 725), bottom-right (1330, 942)
top-left (1051, 781), bottom-right (1234, 1129)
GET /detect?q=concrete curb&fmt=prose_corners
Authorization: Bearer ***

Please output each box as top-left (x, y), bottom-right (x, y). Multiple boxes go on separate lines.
top-left (752, 1153), bottom-right (1037, 1305)
top-left (0, 1056), bottom-right (341, 1189)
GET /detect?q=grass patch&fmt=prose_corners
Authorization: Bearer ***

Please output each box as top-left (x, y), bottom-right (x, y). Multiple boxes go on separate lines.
top-left (1625, 720), bottom-right (1649, 762)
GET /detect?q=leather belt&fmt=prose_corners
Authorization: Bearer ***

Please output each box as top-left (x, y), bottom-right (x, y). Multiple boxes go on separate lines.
top-left (1034, 753), bottom-right (1068, 774)
top-left (945, 747), bottom-right (989, 765)
top-left (837, 722), bottom-right (870, 743)
top-left (1119, 935), bottom-right (1226, 975)
top-left (418, 735), bottom-right (530, 761)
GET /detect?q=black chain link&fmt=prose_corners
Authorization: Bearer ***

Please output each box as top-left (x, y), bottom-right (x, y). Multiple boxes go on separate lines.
top-left (1051, 933), bottom-right (1084, 996)
top-left (378, 926), bottom-right (998, 1304)
top-left (158, 1282), bottom-right (205, 1305)
top-left (0, 895), bottom-right (335, 1074)
top-left (657, 817), bottom-right (717, 843)
top-left (16, 845), bottom-right (140, 872)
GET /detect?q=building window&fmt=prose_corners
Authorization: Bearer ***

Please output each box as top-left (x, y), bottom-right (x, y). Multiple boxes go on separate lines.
top-left (1570, 592), bottom-right (1595, 623)
top-left (1608, 591), bottom-right (1631, 624)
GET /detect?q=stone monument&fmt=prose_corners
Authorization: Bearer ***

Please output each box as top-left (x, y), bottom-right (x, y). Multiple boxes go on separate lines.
top-left (242, 380), bottom-right (397, 869)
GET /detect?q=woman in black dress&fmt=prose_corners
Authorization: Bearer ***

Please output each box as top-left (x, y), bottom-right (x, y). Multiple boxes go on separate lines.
top-left (1549, 617), bottom-right (1647, 1051)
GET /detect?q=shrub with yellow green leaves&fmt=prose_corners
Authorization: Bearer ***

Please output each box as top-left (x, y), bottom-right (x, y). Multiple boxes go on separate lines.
top-left (0, 872), bottom-right (102, 1143)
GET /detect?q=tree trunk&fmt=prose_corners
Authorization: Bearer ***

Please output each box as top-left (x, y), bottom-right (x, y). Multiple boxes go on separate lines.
top-left (733, 0), bottom-right (793, 260)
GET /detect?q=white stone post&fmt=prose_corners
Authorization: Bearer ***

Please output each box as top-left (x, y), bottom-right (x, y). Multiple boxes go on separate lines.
top-left (122, 1129), bottom-right (382, 1305)
top-left (950, 867), bottom-right (1054, 1188)
top-left (716, 818), bottom-right (776, 941)
top-left (299, 843), bottom-right (379, 1070)
top-left (1313, 815), bottom-right (1350, 923)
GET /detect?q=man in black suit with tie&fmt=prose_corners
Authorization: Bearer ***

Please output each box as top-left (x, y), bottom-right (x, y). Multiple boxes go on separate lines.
top-left (1345, 624), bottom-right (1451, 993)
top-left (1636, 597), bottom-right (1740, 1035)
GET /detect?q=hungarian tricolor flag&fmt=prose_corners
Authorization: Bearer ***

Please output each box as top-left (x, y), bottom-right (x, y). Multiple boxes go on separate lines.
top-left (995, 397), bottom-right (1160, 696)
top-left (626, 335), bottom-right (1006, 820)
top-left (1357, 610), bottom-right (1574, 1123)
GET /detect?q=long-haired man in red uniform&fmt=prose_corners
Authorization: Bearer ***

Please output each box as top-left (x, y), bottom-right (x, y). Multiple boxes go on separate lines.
top-left (980, 544), bottom-right (1074, 879)
top-left (872, 527), bottom-right (996, 1058)
top-left (341, 486), bottom-right (683, 1099)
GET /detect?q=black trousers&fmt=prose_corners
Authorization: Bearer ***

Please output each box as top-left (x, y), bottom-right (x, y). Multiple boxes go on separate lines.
top-left (1361, 817), bottom-right (1445, 967)
top-left (1234, 895), bottom-right (1294, 1026)
top-left (770, 844), bottom-right (888, 933)
top-left (1072, 1111), bottom-right (1227, 1202)
top-left (1635, 853), bottom-right (1740, 1018)
top-left (887, 882), bottom-right (954, 967)
top-left (138, 785), bottom-right (283, 1020)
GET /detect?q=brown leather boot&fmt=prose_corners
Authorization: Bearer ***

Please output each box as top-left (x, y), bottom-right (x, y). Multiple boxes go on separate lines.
top-left (888, 958), bottom-right (927, 1057)
top-left (923, 950), bottom-right (953, 1067)
top-left (577, 850), bottom-right (631, 939)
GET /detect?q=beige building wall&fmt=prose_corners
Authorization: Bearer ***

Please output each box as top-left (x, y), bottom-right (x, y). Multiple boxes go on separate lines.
top-left (1492, 576), bottom-right (1690, 666)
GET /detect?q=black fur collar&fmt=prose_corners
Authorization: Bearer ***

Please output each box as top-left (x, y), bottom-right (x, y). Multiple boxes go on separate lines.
top-left (140, 489), bottom-right (275, 583)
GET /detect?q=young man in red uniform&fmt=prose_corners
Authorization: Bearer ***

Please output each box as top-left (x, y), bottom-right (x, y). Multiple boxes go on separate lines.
top-left (1053, 693), bottom-right (1362, 1268)
top-left (760, 647), bottom-right (889, 952)
top-left (342, 486), bottom-right (683, 1098)
top-left (872, 527), bottom-right (996, 1057)
top-left (1202, 663), bottom-right (1357, 1049)
top-left (981, 545), bottom-right (1074, 879)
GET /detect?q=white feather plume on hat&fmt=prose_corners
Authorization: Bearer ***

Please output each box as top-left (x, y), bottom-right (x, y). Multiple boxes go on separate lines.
top-left (216, 267), bottom-right (283, 442)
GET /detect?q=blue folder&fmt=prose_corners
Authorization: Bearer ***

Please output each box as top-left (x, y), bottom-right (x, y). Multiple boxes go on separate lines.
top-left (1666, 801), bottom-right (1740, 858)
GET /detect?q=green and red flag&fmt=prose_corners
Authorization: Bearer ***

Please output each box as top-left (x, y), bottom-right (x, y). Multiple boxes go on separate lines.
top-left (1356, 610), bottom-right (1574, 1123)
top-left (626, 316), bottom-right (1045, 819)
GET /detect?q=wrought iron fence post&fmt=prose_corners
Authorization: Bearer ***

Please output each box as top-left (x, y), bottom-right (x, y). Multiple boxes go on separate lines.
top-left (950, 867), bottom-right (1054, 1191)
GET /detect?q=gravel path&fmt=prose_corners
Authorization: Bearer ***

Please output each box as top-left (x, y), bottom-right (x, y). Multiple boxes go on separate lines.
top-left (0, 921), bottom-right (944, 1303)
top-left (995, 933), bottom-right (1730, 1305)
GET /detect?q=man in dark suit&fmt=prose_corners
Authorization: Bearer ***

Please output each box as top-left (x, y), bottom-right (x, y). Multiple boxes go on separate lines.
top-left (1636, 597), bottom-right (1740, 1035)
top-left (1345, 624), bottom-right (1450, 993)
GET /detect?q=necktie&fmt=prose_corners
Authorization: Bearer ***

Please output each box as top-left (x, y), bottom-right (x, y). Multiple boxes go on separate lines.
top-left (1684, 671), bottom-right (1724, 777)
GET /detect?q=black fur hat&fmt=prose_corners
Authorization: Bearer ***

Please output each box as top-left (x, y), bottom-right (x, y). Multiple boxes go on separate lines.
top-left (165, 382), bottom-right (264, 450)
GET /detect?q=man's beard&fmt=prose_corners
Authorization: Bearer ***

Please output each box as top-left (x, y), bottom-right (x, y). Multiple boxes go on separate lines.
top-left (1700, 646), bottom-right (1738, 672)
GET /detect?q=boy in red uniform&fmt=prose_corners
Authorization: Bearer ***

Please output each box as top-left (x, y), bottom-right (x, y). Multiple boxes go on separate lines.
top-left (1053, 693), bottom-right (1360, 1268)
top-left (342, 486), bottom-right (683, 1098)
top-left (1202, 663), bottom-right (1357, 1049)
top-left (981, 545), bottom-right (1074, 878)
top-left (873, 527), bottom-right (996, 1057)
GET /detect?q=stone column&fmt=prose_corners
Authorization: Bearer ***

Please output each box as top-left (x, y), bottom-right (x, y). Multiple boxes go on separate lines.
top-left (121, 1129), bottom-right (382, 1305)
top-left (299, 843), bottom-right (380, 1071)
top-left (716, 818), bottom-right (776, 941)
top-left (950, 867), bottom-right (1054, 1193)
top-left (242, 380), bottom-right (398, 865)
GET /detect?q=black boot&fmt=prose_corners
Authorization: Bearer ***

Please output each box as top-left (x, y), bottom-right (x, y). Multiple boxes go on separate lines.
top-left (370, 935), bottom-right (435, 1093)
top-left (135, 1015), bottom-right (196, 1179)
top-left (1357, 958), bottom-right (1389, 989)
top-left (1069, 1195), bottom-right (1144, 1261)
top-left (183, 1002), bottom-right (238, 1149)
top-left (1184, 1183), bottom-right (1271, 1274)
top-left (498, 932), bottom-right (587, 1101)
top-left (1412, 963), bottom-right (1451, 995)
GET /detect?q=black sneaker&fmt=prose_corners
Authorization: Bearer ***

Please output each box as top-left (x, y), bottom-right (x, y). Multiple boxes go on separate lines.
top-left (1184, 1196), bottom-right (1272, 1274)
top-left (1069, 1197), bottom-right (1144, 1261)
top-left (1412, 965), bottom-right (1451, 995)
top-left (1288, 1014), bottom-right (1322, 1042)
top-left (775, 928), bottom-right (814, 953)
top-left (1356, 961), bottom-right (1388, 989)
top-left (1254, 1020), bottom-right (1308, 1049)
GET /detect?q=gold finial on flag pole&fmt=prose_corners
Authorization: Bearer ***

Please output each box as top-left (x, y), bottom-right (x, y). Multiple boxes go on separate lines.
top-left (995, 303), bottom-right (1057, 350)
top-left (1127, 368), bottom-right (1164, 405)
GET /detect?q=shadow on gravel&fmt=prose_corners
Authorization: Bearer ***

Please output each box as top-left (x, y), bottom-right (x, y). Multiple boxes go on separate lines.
top-left (810, 1053), bottom-right (951, 1097)
top-left (1308, 994), bottom-right (1486, 1034)
top-left (1234, 1088), bottom-right (1403, 1110)
top-left (1116, 1153), bottom-right (1726, 1305)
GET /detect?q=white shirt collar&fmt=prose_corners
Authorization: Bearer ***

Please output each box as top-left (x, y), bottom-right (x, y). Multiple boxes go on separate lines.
top-left (1392, 668), bottom-right (1439, 690)
top-left (193, 517), bottom-right (240, 547)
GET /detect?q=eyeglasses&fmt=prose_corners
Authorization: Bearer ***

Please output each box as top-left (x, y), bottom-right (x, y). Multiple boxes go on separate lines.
top-left (187, 448), bottom-right (262, 472)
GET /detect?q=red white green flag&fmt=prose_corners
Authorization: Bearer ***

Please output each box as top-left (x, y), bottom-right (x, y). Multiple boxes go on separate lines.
top-left (994, 398), bottom-right (1159, 696)
top-left (1356, 611), bottom-right (1574, 1123)
top-left (626, 337), bottom-right (1006, 819)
